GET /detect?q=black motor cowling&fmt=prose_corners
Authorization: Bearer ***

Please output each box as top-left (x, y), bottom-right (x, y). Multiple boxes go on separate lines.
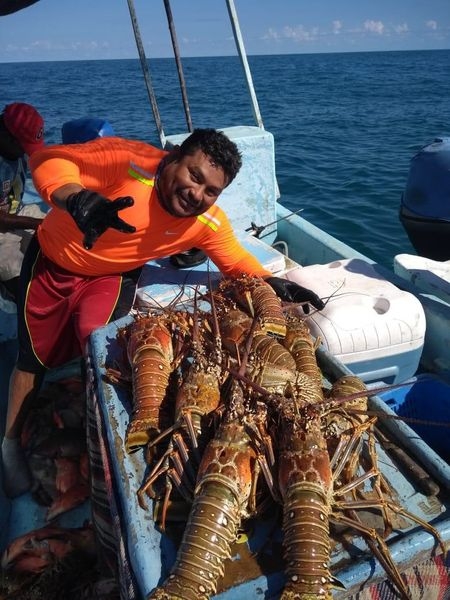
top-left (400, 137), bottom-right (450, 261)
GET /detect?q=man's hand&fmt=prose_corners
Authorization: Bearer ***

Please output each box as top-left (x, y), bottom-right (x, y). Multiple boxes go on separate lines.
top-left (66, 190), bottom-right (136, 250)
top-left (0, 211), bottom-right (43, 233)
top-left (265, 276), bottom-right (325, 314)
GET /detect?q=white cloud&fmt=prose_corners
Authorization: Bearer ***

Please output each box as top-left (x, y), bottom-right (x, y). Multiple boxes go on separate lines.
top-left (282, 25), bottom-right (319, 42)
top-left (363, 20), bottom-right (385, 35)
top-left (30, 40), bottom-right (53, 50)
top-left (263, 28), bottom-right (279, 41)
top-left (426, 20), bottom-right (437, 30)
top-left (262, 24), bottom-right (323, 46)
top-left (332, 20), bottom-right (342, 35)
top-left (393, 23), bottom-right (409, 34)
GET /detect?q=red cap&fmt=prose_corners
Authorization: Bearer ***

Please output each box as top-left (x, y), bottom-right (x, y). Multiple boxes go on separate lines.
top-left (3, 102), bottom-right (45, 156)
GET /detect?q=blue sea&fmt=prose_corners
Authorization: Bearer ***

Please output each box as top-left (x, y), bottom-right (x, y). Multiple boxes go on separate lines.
top-left (2, 50), bottom-right (450, 268)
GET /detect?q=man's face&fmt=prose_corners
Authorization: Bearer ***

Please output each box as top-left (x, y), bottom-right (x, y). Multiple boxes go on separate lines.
top-left (0, 121), bottom-right (25, 161)
top-left (157, 148), bottom-right (228, 217)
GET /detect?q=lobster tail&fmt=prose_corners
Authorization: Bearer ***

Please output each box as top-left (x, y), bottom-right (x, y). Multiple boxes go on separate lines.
top-left (148, 481), bottom-right (241, 600)
top-left (281, 484), bottom-right (334, 600)
top-left (217, 274), bottom-right (287, 337)
top-left (124, 315), bottom-right (175, 453)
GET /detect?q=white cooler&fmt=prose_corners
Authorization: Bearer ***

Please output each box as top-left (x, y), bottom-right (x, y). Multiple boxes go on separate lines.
top-left (286, 258), bottom-right (426, 384)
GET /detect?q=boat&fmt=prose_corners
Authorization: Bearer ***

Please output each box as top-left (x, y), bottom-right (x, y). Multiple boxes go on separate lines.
top-left (1, 1), bottom-right (450, 599)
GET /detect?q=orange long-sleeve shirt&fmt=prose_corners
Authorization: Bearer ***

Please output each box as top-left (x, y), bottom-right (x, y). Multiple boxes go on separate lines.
top-left (30, 137), bottom-right (271, 278)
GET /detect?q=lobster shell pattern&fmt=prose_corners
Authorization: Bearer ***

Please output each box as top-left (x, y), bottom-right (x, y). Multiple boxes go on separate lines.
top-left (217, 274), bottom-right (286, 337)
top-left (174, 367), bottom-right (221, 446)
top-left (323, 375), bottom-right (370, 466)
top-left (268, 392), bottom-right (335, 600)
top-left (139, 361), bottom-right (224, 513)
top-left (265, 373), bottom-right (336, 599)
top-left (139, 309), bottom-right (225, 512)
top-left (247, 333), bottom-right (297, 393)
top-left (324, 375), bottom-right (369, 437)
top-left (217, 308), bottom-right (255, 358)
top-left (148, 382), bottom-right (259, 600)
top-left (138, 362), bottom-right (223, 511)
top-left (283, 309), bottom-right (323, 389)
top-left (218, 307), bottom-right (297, 393)
top-left (124, 314), bottom-right (175, 453)
top-left (173, 310), bottom-right (224, 446)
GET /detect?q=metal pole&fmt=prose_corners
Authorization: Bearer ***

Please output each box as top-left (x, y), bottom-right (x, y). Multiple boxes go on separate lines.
top-left (225, 0), bottom-right (264, 129)
top-left (126, 0), bottom-right (166, 147)
top-left (163, 0), bottom-right (193, 132)
top-left (226, 0), bottom-right (280, 197)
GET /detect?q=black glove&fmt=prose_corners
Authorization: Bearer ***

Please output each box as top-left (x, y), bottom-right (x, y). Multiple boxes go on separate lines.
top-left (66, 189), bottom-right (136, 250)
top-left (265, 276), bottom-right (325, 314)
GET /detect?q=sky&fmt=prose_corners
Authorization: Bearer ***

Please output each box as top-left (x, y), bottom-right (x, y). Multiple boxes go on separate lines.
top-left (1, 0), bottom-right (449, 63)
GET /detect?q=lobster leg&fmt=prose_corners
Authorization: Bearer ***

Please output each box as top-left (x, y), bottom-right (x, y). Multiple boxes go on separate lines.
top-left (148, 381), bottom-right (260, 600)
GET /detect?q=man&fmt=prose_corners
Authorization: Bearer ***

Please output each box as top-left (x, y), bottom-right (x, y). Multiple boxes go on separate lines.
top-left (0, 102), bottom-right (46, 301)
top-left (2, 128), bottom-right (324, 497)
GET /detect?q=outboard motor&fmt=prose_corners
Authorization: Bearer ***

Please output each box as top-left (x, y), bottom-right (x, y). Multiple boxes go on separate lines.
top-left (400, 137), bottom-right (450, 261)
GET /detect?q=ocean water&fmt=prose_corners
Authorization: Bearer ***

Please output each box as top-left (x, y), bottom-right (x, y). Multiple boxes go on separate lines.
top-left (2, 50), bottom-right (450, 268)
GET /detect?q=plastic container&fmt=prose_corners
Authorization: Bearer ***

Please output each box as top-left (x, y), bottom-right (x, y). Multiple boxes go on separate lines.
top-left (378, 374), bottom-right (450, 463)
top-left (286, 258), bottom-right (426, 384)
top-left (61, 117), bottom-right (115, 144)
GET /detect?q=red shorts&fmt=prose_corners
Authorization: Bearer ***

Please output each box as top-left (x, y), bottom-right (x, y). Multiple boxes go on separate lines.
top-left (17, 236), bottom-right (140, 372)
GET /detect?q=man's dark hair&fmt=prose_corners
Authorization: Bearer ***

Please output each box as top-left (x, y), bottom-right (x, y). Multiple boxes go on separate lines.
top-left (178, 128), bottom-right (242, 185)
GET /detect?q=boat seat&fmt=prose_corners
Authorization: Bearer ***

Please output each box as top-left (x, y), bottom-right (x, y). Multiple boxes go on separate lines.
top-left (394, 253), bottom-right (450, 304)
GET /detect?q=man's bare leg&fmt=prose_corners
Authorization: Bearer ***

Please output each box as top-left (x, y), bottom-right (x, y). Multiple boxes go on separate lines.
top-left (1, 366), bottom-right (43, 497)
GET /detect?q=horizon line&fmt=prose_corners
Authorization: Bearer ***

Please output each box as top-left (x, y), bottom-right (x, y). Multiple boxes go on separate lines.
top-left (1, 46), bottom-right (449, 65)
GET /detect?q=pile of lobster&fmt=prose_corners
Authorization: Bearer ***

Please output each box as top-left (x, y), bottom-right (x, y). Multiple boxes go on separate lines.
top-left (109, 274), bottom-right (446, 600)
